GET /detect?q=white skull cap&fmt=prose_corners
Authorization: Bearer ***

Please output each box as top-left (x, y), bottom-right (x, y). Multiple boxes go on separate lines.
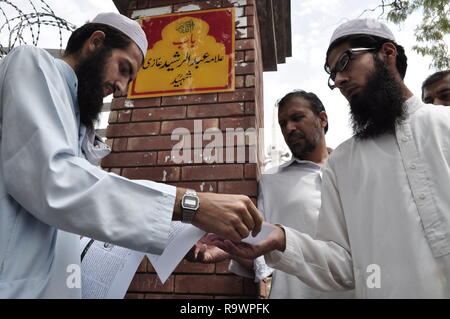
top-left (329, 18), bottom-right (395, 49)
top-left (92, 12), bottom-right (148, 58)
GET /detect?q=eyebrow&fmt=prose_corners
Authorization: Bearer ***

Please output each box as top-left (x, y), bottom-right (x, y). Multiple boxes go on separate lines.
top-left (436, 88), bottom-right (450, 94)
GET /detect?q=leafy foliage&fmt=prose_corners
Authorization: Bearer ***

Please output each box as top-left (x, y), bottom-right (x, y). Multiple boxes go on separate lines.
top-left (368, 0), bottom-right (449, 69)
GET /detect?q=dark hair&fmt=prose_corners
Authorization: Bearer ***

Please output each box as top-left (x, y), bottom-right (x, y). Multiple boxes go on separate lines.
top-left (65, 23), bottom-right (135, 56)
top-left (277, 90), bottom-right (328, 134)
top-left (421, 70), bottom-right (450, 99)
top-left (325, 34), bottom-right (408, 79)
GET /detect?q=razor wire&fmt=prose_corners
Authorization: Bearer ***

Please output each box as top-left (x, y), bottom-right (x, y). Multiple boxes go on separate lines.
top-left (0, 0), bottom-right (77, 58)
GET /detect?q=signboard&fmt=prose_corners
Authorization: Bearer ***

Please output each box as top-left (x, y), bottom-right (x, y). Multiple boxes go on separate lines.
top-left (129, 8), bottom-right (235, 99)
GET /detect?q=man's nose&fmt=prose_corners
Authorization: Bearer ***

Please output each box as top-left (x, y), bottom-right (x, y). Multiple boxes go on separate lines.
top-left (334, 71), bottom-right (349, 89)
top-left (113, 80), bottom-right (128, 98)
top-left (286, 120), bottom-right (296, 133)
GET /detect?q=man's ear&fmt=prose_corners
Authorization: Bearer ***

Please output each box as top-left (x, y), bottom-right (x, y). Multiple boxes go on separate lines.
top-left (86, 30), bottom-right (106, 53)
top-left (379, 42), bottom-right (397, 68)
top-left (319, 111), bottom-right (328, 130)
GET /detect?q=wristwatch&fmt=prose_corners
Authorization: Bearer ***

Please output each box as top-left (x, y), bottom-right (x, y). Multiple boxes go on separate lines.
top-left (181, 189), bottom-right (200, 223)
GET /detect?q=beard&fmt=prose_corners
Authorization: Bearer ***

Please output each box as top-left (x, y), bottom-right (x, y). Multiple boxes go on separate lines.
top-left (287, 121), bottom-right (321, 160)
top-left (349, 56), bottom-right (406, 140)
top-left (75, 47), bottom-right (111, 129)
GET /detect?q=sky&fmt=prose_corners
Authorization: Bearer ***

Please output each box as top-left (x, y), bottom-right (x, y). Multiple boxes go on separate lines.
top-left (2, 0), bottom-right (441, 155)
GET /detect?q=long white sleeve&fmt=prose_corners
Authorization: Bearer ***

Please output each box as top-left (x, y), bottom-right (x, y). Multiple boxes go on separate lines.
top-left (0, 46), bottom-right (174, 255)
top-left (264, 161), bottom-right (354, 291)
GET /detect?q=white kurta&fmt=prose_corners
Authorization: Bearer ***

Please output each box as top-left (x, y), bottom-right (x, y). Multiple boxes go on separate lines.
top-left (265, 96), bottom-right (450, 298)
top-left (231, 159), bottom-right (353, 298)
top-left (0, 46), bottom-right (176, 298)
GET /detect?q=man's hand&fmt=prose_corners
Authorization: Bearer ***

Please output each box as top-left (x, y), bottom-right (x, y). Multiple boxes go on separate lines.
top-left (205, 222), bottom-right (286, 259)
top-left (175, 189), bottom-right (263, 242)
top-left (185, 234), bottom-right (231, 263)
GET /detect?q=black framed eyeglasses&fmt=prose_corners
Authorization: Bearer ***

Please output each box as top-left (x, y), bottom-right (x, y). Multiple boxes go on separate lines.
top-left (324, 47), bottom-right (376, 90)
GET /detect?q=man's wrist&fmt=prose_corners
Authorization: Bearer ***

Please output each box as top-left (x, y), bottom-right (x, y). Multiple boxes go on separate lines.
top-left (173, 187), bottom-right (186, 221)
top-left (274, 224), bottom-right (287, 252)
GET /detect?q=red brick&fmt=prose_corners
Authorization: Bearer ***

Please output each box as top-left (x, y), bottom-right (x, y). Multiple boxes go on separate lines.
top-left (132, 97), bottom-right (161, 108)
top-left (128, 133), bottom-right (251, 152)
top-left (161, 118), bottom-right (219, 134)
top-left (112, 138), bottom-right (128, 152)
top-left (158, 146), bottom-right (254, 165)
top-left (173, 0), bottom-right (221, 11)
top-left (247, 26), bottom-right (255, 38)
top-left (245, 102), bottom-right (255, 114)
top-left (243, 278), bottom-right (258, 296)
top-left (218, 88), bottom-right (255, 102)
top-left (220, 117), bottom-right (256, 130)
top-left (108, 111), bottom-right (118, 123)
top-left (162, 93), bottom-right (217, 106)
top-left (245, 75), bottom-right (255, 87)
top-left (245, 50), bottom-right (255, 62)
top-left (215, 260), bottom-right (231, 274)
top-left (187, 103), bottom-right (244, 118)
top-left (128, 1), bottom-right (137, 10)
top-left (132, 106), bottom-right (186, 122)
top-left (245, 5), bottom-right (254, 16)
top-left (123, 166), bottom-right (180, 182)
top-left (128, 135), bottom-right (174, 151)
top-left (247, 15), bottom-right (254, 26)
top-left (235, 39), bottom-right (255, 51)
top-left (105, 138), bottom-right (113, 149)
top-left (174, 260), bottom-right (215, 273)
top-left (182, 164), bottom-right (243, 181)
top-left (218, 180), bottom-right (257, 196)
top-left (175, 275), bottom-right (243, 294)
top-left (235, 51), bottom-right (244, 62)
top-left (106, 122), bottom-right (160, 138)
top-left (117, 110), bottom-right (132, 123)
top-left (124, 293), bottom-right (145, 299)
top-left (101, 152), bottom-right (157, 167)
top-left (236, 62), bottom-right (255, 75)
top-left (137, 0), bottom-right (148, 9)
top-left (147, 261), bottom-right (155, 273)
top-left (244, 163), bottom-right (257, 179)
top-left (147, 0), bottom-right (175, 8)
top-left (128, 274), bottom-right (174, 293)
top-left (157, 148), bottom-right (206, 165)
top-left (110, 97), bottom-right (136, 110)
top-left (137, 258), bottom-right (148, 273)
top-left (170, 181), bottom-right (218, 193)
top-left (235, 75), bottom-right (245, 88)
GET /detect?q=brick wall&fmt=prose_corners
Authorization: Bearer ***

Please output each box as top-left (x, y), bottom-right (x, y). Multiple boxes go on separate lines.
top-left (102, 0), bottom-right (267, 299)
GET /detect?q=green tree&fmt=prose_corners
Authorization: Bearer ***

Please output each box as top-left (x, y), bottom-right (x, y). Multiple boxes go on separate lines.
top-left (368, 0), bottom-right (449, 69)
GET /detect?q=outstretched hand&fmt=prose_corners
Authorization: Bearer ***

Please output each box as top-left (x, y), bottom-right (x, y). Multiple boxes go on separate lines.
top-left (204, 223), bottom-right (286, 259)
top-left (186, 233), bottom-right (231, 263)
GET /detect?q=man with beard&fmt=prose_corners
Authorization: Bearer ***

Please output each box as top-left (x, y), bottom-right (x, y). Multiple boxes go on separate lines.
top-left (207, 19), bottom-right (450, 298)
top-left (0, 12), bottom-right (262, 298)
top-left (422, 70), bottom-right (450, 106)
top-left (191, 90), bottom-right (353, 298)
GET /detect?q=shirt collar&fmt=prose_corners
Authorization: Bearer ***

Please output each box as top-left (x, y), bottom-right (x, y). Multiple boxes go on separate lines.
top-left (279, 157), bottom-right (322, 170)
top-left (403, 95), bottom-right (424, 116)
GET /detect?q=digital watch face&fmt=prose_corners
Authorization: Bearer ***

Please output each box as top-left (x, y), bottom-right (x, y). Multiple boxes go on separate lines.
top-left (183, 196), bottom-right (199, 209)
